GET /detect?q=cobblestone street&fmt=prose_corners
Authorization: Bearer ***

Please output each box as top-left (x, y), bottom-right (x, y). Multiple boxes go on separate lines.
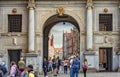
top-left (40, 72), bottom-right (120, 77)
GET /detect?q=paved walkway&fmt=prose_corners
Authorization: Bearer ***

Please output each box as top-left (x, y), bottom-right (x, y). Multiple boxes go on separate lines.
top-left (40, 72), bottom-right (120, 77)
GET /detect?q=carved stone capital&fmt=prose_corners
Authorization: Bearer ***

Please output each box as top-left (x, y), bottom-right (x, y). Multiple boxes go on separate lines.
top-left (27, 2), bottom-right (36, 9)
top-left (86, 2), bottom-right (94, 9)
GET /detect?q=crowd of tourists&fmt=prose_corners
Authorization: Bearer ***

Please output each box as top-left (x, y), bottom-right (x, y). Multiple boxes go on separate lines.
top-left (0, 57), bottom-right (37, 77)
top-left (43, 55), bottom-right (88, 77)
top-left (0, 56), bottom-right (89, 77)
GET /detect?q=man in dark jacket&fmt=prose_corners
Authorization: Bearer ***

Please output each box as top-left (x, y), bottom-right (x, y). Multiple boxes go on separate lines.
top-left (43, 57), bottom-right (48, 77)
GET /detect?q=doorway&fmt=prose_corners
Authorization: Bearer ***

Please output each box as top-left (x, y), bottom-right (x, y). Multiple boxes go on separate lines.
top-left (99, 47), bottom-right (112, 72)
top-left (8, 49), bottom-right (22, 65)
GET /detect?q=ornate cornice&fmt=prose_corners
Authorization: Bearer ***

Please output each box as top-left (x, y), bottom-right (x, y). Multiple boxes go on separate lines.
top-left (93, 32), bottom-right (120, 35)
top-left (0, 33), bottom-right (27, 37)
top-left (81, 32), bottom-right (120, 36)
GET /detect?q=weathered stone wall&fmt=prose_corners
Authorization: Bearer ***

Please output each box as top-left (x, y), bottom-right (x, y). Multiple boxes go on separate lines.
top-left (0, 1), bottom-right (119, 71)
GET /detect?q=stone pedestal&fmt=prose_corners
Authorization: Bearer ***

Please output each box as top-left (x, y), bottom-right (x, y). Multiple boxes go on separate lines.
top-left (118, 52), bottom-right (120, 72)
top-left (83, 52), bottom-right (97, 72)
top-left (25, 53), bottom-right (42, 74)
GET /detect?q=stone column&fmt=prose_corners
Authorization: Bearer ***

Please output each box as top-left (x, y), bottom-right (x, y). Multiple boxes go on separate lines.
top-left (27, 2), bottom-right (35, 52)
top-left (86, 1), bottom-right (93, 51)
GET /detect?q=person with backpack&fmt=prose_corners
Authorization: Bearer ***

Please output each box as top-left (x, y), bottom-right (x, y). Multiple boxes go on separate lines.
top-left (0, 61), bottom-right (8, 77)
top-left (82, 59), bottom-right (88, 77)
top-left (71, 56), bottom-right (80, 77)
top-left (27, 64), bottom-right (35, 77)
top-left (21, 64), bottom-right (38, 77)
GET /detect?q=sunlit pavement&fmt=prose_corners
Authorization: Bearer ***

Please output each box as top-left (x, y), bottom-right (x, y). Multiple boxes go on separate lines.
top-left (39, 72), bottom-right (120, 77)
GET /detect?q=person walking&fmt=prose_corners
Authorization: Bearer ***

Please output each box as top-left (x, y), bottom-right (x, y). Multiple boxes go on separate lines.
top-left (71, 56), bottom-right (80, 77)
top-left (63, 58), bottom-right (68, 74)
top-left (21, 68), bottom-right (28, 77)
top-left (56, 56), bottom-right (61, 74)
top-left (82, 59), bottom-right (88, 77)
top-left (0, 61), bottom-right (8, 77)
top-left (43, 57), bottom-right (48, 77)
top-left (21, 64), bottom-right (37, 77)
top-left (10, 61), bottom-right (19, 77)
top-left (18, 57), bottom-right (25, 74)
top-left (69, 56), bottom-right (75, 77)
top-left (48, 57), bottom-right (52, 73)
top-left (52, 55), bottom-right (57, 76)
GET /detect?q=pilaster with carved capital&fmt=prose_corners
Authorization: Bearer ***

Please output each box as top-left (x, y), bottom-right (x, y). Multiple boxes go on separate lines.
top-left (27, 2), bottom-right (36, 10)
top-left (27, 1), bottom-right (36, 52)
top-left (86, 0), bottom-right (94, 10)
top-left (86, 0), bottom-right (94, 51)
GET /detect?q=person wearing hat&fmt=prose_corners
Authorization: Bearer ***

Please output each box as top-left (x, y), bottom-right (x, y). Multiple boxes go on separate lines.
top-left (21, 65), bottom-right (34, 77)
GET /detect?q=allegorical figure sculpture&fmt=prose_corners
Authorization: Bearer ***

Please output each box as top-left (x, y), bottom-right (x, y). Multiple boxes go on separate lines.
top-left (56, 7), bottom-right (65, 16)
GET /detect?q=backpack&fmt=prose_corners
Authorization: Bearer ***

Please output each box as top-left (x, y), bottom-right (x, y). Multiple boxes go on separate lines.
top-left (0, 65), bottom-right (7, 74)
top-left (28, 71), bottom-right (38, 77)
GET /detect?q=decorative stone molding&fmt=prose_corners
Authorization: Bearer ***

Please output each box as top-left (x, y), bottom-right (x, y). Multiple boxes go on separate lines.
top-left (56, 7), bottom-right (65, 16)
top-left (35, 32), bottom-right (41, 36)
top-left (81, 32), bottom-right (86, 35)
top-left (104, 8), bottom-right (108, 13)
top-left (13, 37), bottom-right (17, 45)
top-left (12, 8), bottom-right (17, 13)
top-left (1, 33), bottom-right (27, 36)
top-left (83, 51), bottom-right (95, 55)
top-left (93, 32), bottom-right (119, 35)
top-left (86, 48), bottom-right (94, 52)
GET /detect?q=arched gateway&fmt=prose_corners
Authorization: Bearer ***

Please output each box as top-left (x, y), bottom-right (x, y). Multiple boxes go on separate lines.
top-left (43, 14), bottom-right (80, 58)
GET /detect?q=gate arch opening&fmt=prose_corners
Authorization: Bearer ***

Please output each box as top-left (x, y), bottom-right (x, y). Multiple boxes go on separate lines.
top-left (43, 14), bottom-right (80, 58)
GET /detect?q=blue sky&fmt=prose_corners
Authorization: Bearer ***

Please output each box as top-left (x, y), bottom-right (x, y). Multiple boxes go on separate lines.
top-left (50, 22), bottom-right (74, 48)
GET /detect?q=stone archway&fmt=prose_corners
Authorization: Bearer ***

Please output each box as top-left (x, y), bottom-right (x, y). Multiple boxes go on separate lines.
top-left (43, 14), bottom-right (80, 58)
